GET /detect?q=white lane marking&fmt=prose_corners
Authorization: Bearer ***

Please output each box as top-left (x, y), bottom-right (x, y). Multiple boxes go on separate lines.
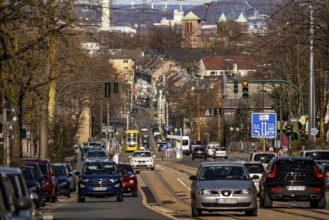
top-left (43, 215), bottom-right (54, 220)
top-left (156, 164), bottom-right (166, 170)
top-left (177, 178), bottom-right (191, 191)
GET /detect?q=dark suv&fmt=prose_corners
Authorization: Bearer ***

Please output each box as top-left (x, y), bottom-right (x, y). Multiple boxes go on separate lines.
top-left (259, 156), bottom-right (326, 209)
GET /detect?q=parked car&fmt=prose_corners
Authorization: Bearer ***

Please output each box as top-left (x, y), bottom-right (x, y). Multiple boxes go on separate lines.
top-left (259, 156), bottom-right (326, 208)
top-left (117, 164), bottom-right (139, 197)
top-left (64, 162), bottom-right (77, 192)
top-left (83, 150), bottom-right (108, 162)
top-left (76, 161), bottom-right (123, 202)
top-left (0, 167), bottom-right (37, 220)
top-left (190, 161), bottom-right (258, 217)
top-left (192, 146), bottom-right (207, 160)
top-left (21, 161), bottom-right (45, 208)
top-left (319, 163), bottom-right (329, 189)
top-left (22, 158), bottom-right (58, 203)
top-left (239, 161), bottom-right (265, 194)
top-left (250, 151), bottom-right (277, 169)
top-left (129, 150), bottom-right (155, 170)
top-left (21, 165), bottom-right (43, 208)
top-left (52, 163), bottom-right (72, 198)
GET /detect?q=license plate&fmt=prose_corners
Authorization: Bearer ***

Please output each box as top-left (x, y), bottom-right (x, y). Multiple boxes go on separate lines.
top-left (93, 187), bottom-right (107, 191)
top-left (286, 186), bottom-right (306, 191)
top-left (217, 198), bottom-right (237, 204)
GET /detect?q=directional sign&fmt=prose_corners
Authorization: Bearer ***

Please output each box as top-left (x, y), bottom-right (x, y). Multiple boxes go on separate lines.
top-left (252, 113), bottom-right (277, 139)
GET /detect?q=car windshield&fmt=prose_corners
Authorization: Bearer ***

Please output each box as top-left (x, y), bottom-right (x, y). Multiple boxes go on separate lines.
top-left (199, 166), bottom-right (249, 181)
top-left (194, 147), bottom-right (205, 151)
top-left (305, 151), bottom-right (329, 160)
top-left (53, 167), bottom-right (67, 176)
top-left (133, 152), bottom-right (151, 157)
top-left (22, 168), bottom-right (35, 180)
top-left (244, 164), bottom-right (265, 173)
top-left (7, 174), bottom-right (28, 198)
top-left (253, 153), bottom-right (276, 164)
top-left (87, 151), bottom-right (107, 157)
top-left (276, 160), bottom-right (314, 172)
top-left (38, 163), bottom-right (49, 175)
top-left (83, 163), bottom-right (118, 174)
top-left (118, 165), bottom-right (134, 175)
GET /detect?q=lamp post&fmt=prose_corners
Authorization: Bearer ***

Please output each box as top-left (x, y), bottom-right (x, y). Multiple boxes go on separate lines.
top-left (308, 5), bottom-right (316, 145)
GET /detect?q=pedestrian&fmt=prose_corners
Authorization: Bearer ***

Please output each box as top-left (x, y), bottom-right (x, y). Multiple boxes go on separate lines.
top-left (113, 152), bottom-right (119, 164)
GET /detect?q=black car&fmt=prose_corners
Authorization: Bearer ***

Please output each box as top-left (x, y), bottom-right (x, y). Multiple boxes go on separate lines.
top-left (259, 156), bottom-right (326, 209)
top-left (52, 164), bottom-right (71, 198)
top-left (22, 161), bottom-right (45, 207)
top-left (22, 165), bottom-right (44, 209)
top-left (192, 146), bottom-right (207, 160)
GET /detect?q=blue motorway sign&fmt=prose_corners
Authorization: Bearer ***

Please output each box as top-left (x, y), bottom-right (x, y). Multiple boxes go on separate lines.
top-left (252, 113), bottom-right (277, 139)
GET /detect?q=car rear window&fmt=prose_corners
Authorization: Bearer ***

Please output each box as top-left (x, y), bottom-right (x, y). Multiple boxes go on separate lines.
top-left (276, 160), bottom-right (314, 172)
top-left (253, 153), bottom-right (276, 164)
top-left (244, 164), bottom-right (265, 173)
top-left (38, 163), bottom-right (49, 175)
top-left (305, 151), bottom-right (329, 160)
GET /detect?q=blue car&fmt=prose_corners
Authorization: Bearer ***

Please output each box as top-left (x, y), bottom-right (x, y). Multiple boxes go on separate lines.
top-left (77, 161), bottom-right (123, 202)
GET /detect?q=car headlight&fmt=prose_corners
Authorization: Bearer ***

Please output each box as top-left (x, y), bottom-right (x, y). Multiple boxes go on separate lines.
top-left (129, 179), bottom-right (135, 184)
top-left (81, 178), bottom-right (89, 183)
top-left (198, 189), bottom-right (211, 195)
top-left (241, 188), bottom-right (251, 194)
top-left (110, 178), bottom-right (120, 183)
top-left (60, 182), bottom-right (68, 186)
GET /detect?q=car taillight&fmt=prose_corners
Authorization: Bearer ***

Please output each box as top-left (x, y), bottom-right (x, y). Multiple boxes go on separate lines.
top-left (267, 163), bottom-right (276, 178)
top-left (308, 187), bottom-right (321, 192)
top-left (314, 164), bottom-right (326, 178)
top-left (271, 187), bottom-right (284, 192)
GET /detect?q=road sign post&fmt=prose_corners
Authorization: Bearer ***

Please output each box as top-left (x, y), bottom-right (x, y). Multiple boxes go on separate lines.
top-left (252, 113), bottom-right (277, 151)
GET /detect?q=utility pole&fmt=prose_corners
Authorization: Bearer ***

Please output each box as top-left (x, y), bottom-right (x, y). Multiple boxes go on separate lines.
top-left (197, 93), bottom-right (200, 140)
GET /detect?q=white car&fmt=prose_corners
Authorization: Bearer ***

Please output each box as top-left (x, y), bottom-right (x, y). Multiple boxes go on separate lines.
top-left (129, 150), bottom-right (155, 170)
top-left (239, 161), bottom-right (265, 194)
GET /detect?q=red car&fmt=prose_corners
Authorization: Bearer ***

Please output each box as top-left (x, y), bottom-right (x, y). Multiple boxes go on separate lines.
top-left (117, 164), bottom-right (139, 197)
top-left (22, 158), bottom-right (58, 203)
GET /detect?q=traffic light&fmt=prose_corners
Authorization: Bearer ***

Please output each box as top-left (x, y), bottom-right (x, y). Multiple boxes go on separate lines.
top-left (219, 107), bottom-right (223, 117)
top-left (242, 80), bottom-right (249, 99)
top-left (114, 82), bottom-right (119, 93)
top-left (300, 129), bottom-right (306, 143)
top-left (233, 80), bottom-right (238, 94)
top-left (105, 82), bottom-right (111, 98)
top-left (286, 124), bottom-right (292, 136)
top-left (236, 108), bottom-right (240, 118)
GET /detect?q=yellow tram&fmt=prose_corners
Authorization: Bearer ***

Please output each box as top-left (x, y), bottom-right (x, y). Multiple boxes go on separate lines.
top-left (124, 130), bottom-right (140, 152)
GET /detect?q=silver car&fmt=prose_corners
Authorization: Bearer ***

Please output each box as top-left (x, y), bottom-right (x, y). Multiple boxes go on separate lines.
top-left (239, 161), bottom-right (265, 194)
top-left (190, 162), bottom-right (258, 217)
top-left (84, 150), bottom-right (108, 162)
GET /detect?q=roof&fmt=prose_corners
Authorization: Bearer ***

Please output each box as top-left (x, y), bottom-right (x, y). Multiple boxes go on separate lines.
top-left (275, 156), bottom-right (314, 161)
top-left (200, 161), bottom-right (245, 167)
top-left (218, 13), bottom-right (227, 22)
top-left (202, 55), bottom-right (256, 70)
top-left (236, 12), bottom-right (248, 23)
top-left (182, 11), bottom-right (200, 20)
top-left (0, 167), bottom-right (21, 174)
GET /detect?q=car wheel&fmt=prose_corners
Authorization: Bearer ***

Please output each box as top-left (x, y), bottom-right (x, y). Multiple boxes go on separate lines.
top-left (310, 196), bottom-right (326, 209)
top-left (245, 208), bottom-right (257, 216)
top-left (191, 204), bottom-right (202, 217)
top-left (151, 167), bottom-right (155, 171)
top-left (264, 193), bottom-right (272, 208)
top-left (78, 196), bottom-right (85, 203)
top-left (132, 189), bottom-right (138, 197)
top-left (117, 193), bottom-right (124, 202)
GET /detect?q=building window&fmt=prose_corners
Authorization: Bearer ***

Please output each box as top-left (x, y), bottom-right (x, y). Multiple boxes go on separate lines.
top-left (123, 59), bottom-right (129, 63)
top-left (123, 66), bottom-right (128, 70)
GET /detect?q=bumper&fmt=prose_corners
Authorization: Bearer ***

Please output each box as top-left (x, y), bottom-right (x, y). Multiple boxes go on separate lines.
top-left (78, 186), bottom-right (122, 197)
top-left (130, 162), bottom-right (154, 169)
top-left (193, 194), bottom-right (257, 211)
top-left (266, 188), bottom-right (325, 201)
top-left (214, 153), bottom-right (227, 158)
top-left (57, 185), bottom-right (70, 195)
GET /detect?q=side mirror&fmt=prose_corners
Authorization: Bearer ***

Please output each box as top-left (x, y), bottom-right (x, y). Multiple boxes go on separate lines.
top-left (30, 192), bottom-right (39, 204)
top-left (75, 171), bottom-right (81, 176)
top-left (189, 175), bottom-right (197, 180)
top-left (15, 197), bottom-right (33, 211)
top-left (135, 170), bottom-right (140, 174)
top-left (251, 175), bottom-right (260, 180)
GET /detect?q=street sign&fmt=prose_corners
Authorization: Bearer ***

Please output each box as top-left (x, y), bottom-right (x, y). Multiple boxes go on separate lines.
top-left (298, 116), bottom-right (306, 125)
top-left (310, 128), bottom-right (318, 136)
top-left (252, 113), bottom-right (277, 139)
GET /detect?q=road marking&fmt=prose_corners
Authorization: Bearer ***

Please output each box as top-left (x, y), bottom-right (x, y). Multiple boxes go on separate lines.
top-left (43, 215), bottom-right (54, 220)
top-left (156, 164), bottom-right (166, 170)
top-left (177, 178), bottom-right (191, 191)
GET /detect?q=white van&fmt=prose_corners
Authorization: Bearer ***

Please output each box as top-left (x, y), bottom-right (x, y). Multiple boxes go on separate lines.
top-left (166, 135), bottom-right (190, 155)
